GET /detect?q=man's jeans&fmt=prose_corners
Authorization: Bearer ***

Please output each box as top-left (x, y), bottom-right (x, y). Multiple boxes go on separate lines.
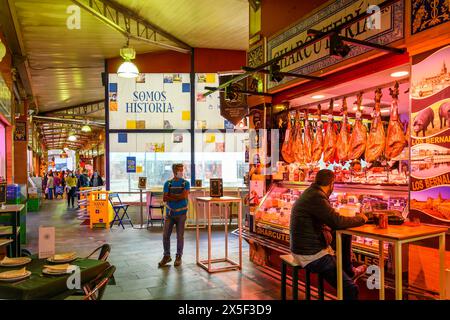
top-left (304, 235), bottom-right (359, 300)
top-left (163, 214), bottom-right (187, 257)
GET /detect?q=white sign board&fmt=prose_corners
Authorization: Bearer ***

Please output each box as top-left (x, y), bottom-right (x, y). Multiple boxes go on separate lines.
top-left (38, 226), bottom-right (55, 259)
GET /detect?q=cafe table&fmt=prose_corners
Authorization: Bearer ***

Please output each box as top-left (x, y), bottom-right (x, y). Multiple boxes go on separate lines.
top-left (0, 256), bottom-right (110, 300)
top-left (0, 205), bottom-right (24, 257)
top-left (336, 224), bottom-right (448, 300)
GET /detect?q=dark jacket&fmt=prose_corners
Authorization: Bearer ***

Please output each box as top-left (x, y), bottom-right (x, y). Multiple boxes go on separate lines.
top-left (290, 183), bottom-right (366, 255)
top-left (89, 175), bottom-right (104, 187)
top-left (77, 174), bottom-right (90, 188)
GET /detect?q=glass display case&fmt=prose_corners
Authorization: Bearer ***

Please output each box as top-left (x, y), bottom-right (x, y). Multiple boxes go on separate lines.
top-left (253, 181), bottom-right (409, 255)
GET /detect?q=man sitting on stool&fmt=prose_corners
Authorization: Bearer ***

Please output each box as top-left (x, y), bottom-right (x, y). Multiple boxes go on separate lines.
top-left (290, 169), bottom-right (368, 300)
top-left (158, 164), bottom-right (190, 268)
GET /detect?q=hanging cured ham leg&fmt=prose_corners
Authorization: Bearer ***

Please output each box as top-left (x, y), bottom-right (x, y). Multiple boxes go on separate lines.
top-left (336, 97), bottom-right (350, 162)
top-left (312, 105), bottom-right (324, 163)
top-left (293, 112), bottom-right (306, 164)
top-left (348, 92), bottom-right (367, 160)
top-left (303, 110), bottom-right (313, 164)
top-left (385, 82), bottom-right (407, 159)
top-left (281, 113), bottom-right (295, 163)
top-left (323, 100), bottom-right (337, 163)
top-left (365, 88), bottom-right (386, 163)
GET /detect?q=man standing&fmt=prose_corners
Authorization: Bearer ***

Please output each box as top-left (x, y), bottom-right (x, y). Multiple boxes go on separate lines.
top-left (90, 170), bottom-right (104, 187)
top-left (290, 169), bottom-right (368, 300)
top-left (158, 164), bottom-right (190, 268)
top-left (65, 171), bottom-right (78, 209)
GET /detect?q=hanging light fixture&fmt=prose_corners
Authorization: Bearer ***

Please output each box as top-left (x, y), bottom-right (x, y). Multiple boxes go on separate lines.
top-left (0, 39), bottom-right (6, 62)
top-left (81, 121), bottom-right (92, 133)
top-left (117, 39), bottom-right (139, 78)
top-left (68, 131), bottom-right (77, 142)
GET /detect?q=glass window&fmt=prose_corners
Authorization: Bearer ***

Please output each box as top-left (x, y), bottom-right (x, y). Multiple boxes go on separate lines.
top-left (109, 132), bottom-right (191, 194)
top-left (195, 130), bottom-right (249, 187)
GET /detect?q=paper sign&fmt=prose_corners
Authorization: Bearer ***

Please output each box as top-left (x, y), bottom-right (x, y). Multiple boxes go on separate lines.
top-left (39, 226), bottom-right (55, 259)
top-left (138, 177), bottom-right (147, 189)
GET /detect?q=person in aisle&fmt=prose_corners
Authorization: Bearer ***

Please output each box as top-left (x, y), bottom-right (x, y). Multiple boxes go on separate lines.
top-left (46, 172), bottom-right (54, 200)
top-left (65, 171), bottom-right (77, 209)
top-left (42, 172), bottom-right (48, 199)
top-left (290, 169), bottom-right (368, 300)
top-left (77, 169), bottom-right (90, 189)
top-left (53, 172), bottom-right (61, 199)
top-left (89, 170), bottom-right (104, 187)
top-left (158, 163), bottom-right (190, 268)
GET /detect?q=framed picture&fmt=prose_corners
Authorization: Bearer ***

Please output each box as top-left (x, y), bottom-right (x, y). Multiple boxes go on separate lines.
top-left (210, 178), bottom-right (223, 198)
top-left (0, 183), bottom-right (6, 205)
top-left (195, 180), bottom-right (202, 187)
top-left (138, 177), bottom-right (147, 189)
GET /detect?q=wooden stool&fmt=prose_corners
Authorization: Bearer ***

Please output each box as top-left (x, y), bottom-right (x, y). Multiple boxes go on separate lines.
top-left (280, 254), bottom-right (325, 300)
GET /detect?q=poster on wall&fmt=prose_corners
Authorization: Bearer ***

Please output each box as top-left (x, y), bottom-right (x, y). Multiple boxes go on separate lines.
top-left (126, 157), bottom-right (136, 173)
top-left (108, 73), bottom-right (191, 130)
top-left (14, 122), bottom-right (27, 141)
top-left (410, 45), bottom-right (450, 227)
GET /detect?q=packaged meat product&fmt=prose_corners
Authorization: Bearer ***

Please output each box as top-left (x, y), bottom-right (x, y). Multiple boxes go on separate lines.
top-left (365, 88), bottom-right (386, 163)
top-left (312, 104), bottom-right (324, 163)
top-left (323, 100), bottom-right (337, 163)
top-left (348, 92), bottom-right (367, 160)
top-left (336, 97), bottom-right (350, 162)
top-left (385, 82), bottom-right (407, 159)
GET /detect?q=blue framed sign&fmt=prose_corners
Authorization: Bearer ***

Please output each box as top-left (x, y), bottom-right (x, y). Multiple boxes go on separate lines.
top-left (126, 157), bottom-right (136, 173)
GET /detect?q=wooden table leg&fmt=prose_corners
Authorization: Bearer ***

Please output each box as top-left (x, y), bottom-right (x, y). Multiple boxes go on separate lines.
top-left (439, 233), bottom-right (446, 299)
top-left (379, 240), bottom-right (385, 300)
top-left (394, 241), bottom-right (402, 300)
top-left (196, 201), bottom-right (200, 265)
top-left (238, 201), bottom-right (242, 270)
top-left (336, 231), bottom-right (343, 300)
top-left (208, 203), bottom-right (212, 272)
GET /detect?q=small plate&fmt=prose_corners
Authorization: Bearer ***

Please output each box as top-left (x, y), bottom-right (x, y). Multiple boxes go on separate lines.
top-left (46, 256), bottom-right (78, 264)
top-left (42, 268), bottom-right (70, 276)
top-left (0, 257), bottom-right (32, 267)
top-left (0, 271), bottom-right (32, 282)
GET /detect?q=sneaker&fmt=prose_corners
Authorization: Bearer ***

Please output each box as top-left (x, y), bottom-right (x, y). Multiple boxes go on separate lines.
top-left (158, 255), bottom-right (172, 267)
top-left (352, 265), bottom-right (368, 281)
top-left (174, 255), bottom-right (182, 267)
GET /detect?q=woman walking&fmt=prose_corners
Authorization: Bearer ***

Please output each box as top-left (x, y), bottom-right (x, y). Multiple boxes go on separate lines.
top-left (65, 171), bottom-right (78, 208)
top-left (47, 173), bottom-right (54, 200)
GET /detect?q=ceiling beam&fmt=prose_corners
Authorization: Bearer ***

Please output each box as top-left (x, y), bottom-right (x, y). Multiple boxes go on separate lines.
top-left (71, 0), bottom-right (191, 53)
top-left (39, 100), bottom-right (105, 116)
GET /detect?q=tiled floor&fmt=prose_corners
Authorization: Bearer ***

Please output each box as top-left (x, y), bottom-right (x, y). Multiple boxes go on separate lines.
top-left (24, 198), bottom-right (282, 300)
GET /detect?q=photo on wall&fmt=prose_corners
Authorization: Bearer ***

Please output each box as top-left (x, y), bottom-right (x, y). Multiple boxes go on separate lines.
top-left (173, 133), bottom-right (184, 143)
top-left (136, 73), bottom-right (146, 83)
top-left (163, 74), bottom-right (173, 83)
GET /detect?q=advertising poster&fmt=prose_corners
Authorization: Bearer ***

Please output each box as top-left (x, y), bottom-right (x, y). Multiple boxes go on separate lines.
top-left (126, 157), bottom-right (136, 173)
top-left (410, 45), bottom-right (450, 226)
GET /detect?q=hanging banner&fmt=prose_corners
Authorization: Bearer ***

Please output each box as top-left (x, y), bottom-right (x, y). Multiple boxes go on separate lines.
top-left (410, 45), bottom-right (450, 227)
top-left (266, 0), bottom-right (404, 89)
top-left (219, 75), bottom-right (248, 125)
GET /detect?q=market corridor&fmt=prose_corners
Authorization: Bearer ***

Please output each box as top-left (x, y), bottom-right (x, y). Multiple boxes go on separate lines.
top-left (23, 199), bottom-right (281, 300)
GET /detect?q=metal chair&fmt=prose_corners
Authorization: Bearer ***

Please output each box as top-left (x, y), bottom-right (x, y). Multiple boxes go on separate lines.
top-left (86, 244), bottom-right (111, 261)
top-left (82, 265), bottom-right (116, 300)
top-left (146, 192), bottom-right (164, 228)
top-left (85, 244), bottom-right (115, 285)
top-left (108, 193), bottom-right (134, 229)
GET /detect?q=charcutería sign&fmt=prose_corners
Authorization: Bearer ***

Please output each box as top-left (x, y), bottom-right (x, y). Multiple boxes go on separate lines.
top-left (267, 0), bottom-right (404, 89)
top-left (255, 226), bottom-right (290, 243)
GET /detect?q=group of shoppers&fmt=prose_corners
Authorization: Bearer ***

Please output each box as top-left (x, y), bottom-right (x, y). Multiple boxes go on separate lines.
top-left (42, 169), bottom-right (104, 208)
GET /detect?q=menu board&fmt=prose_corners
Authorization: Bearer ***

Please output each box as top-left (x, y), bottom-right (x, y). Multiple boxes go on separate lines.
top-left (410, 45), bottom-right (450, 227)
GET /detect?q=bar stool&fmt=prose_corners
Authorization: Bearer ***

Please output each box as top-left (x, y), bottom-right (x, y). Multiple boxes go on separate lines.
top-left (280, 254), bottom-right (325, 300)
